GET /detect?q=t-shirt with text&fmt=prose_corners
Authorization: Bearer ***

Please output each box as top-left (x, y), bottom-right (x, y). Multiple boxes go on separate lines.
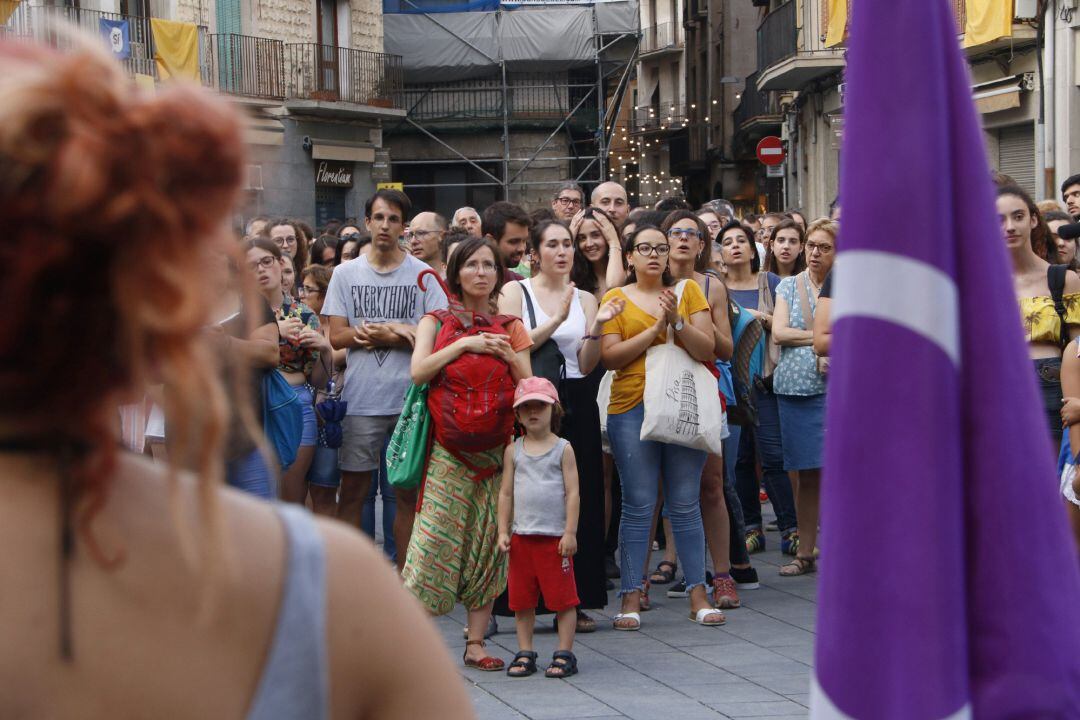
top-left (322, 253), bottom-right (448, 416)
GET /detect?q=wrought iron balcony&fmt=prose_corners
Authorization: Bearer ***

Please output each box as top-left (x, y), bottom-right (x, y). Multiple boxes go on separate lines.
top-left (756, 1), bottom-right (796, 72)
top-left (640, 22), bottom-right (684, 56)
top-left (3, 4), bottom-right (164, 78)
top-left (206, 34), bottom-right (286, 100)
top-left (286, 43), bottom-right (404, 109)
top-left (631, 103), bottom-right (688, 134)
top-left (733, 71), bottom-right (781, 130)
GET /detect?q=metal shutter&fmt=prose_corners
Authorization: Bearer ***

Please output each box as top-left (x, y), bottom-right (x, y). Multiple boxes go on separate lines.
top-left (997, 124), bottom-right (1036, 197)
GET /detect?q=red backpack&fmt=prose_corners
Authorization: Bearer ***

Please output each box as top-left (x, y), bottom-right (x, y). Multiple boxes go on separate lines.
top-left (426, 307), bottom-right (517, 457)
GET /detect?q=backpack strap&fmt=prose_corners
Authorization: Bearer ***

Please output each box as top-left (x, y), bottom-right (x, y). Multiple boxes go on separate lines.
top-left (520, 281), bottom-right (539, 331)
top-left (758, 271), bottom-right (775, 315)
top-left (1049, 264), bottom-right (1070, 348)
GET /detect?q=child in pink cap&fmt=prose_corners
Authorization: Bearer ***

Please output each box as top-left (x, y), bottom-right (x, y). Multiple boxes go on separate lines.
top-left (497, 377), bottom-right (581, 678)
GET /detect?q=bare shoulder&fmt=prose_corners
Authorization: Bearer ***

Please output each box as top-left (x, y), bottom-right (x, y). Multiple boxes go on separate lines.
top-left (1065, 269), bottom-right (1080, 294)
top-left (314, 518), bottom-right (476, 719)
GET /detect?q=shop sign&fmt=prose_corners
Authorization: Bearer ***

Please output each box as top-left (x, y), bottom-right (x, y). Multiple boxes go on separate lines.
top-left (315, 160), bottom-right (354, 188)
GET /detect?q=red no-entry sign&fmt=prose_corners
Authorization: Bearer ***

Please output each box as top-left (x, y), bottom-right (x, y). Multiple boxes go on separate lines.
top-left (756, 136), bottom-right (785, 166)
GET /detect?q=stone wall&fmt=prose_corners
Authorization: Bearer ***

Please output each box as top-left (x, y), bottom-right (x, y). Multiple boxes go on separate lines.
top-left (349, 0), bottom-right (382, 52)
top-left (251, 0), bottom-right (312, 43)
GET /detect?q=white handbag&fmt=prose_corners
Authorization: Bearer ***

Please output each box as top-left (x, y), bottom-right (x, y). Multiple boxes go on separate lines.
top-left (639, 280), bottom-right (727, 455)
top-left (596, 369), bottom-right (614, 434)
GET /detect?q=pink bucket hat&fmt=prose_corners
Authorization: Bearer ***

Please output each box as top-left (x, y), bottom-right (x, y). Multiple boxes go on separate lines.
top-left (513, 376), bottom-right (559, 408)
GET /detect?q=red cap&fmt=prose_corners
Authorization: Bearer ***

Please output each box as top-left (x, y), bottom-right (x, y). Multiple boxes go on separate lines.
top-left (513, 376), bottom-right (559, 408)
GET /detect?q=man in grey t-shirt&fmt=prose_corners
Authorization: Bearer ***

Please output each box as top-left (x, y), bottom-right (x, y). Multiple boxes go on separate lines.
top-left (324, 189), bottom-right (447, 567)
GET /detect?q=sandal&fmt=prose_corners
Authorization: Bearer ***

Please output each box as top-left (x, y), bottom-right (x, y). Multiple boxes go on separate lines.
top-left (689, 606), bottom-right (726, 626)
top-left (575, 609), bottom-right (597, 633)
top-left (545, 650), bottom-right (579, 678)
top-left (463, 640), bottom-right (505, 672)
top-left (639, 579), bottom-right (652, 612)
top-left (506, 650), bottom-right (538, 678)
top-left (612, 611), bottom-right (641, 631)
top-left (779, 556), bottom-right (817, 577)
top-left (648, 560), bottom-right (677, 584)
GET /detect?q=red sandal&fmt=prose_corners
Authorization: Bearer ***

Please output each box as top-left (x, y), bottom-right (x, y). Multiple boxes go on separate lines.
top-left (463, 640), bottom-right (505, 672)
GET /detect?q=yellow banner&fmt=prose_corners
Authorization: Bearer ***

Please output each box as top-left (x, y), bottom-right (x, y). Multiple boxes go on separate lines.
top-left (824, 0), bottom-right (848, 48)
top-left (0, 0), bottom-right (21, 24)
top-left (150, 18), bottom-right (200, 81)
top-left (963, 0), bottom-right (1013, 48)
top-left (377, 182), bottom-right (404, 191)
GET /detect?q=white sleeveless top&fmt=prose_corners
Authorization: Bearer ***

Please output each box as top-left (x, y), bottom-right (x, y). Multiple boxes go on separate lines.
top-left (520, 278), bottom-right (587, 379)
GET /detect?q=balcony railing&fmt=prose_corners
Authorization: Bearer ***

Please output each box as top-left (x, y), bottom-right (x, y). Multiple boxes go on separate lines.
top-left (400, 72), bottom-right (598, 126)
top-left (4, 4), bottom-right (159, 77)
top-left (640, 22), bottom-right (684, 55)
top-left (733, 70), bottom-right (780, 129)
top-left (286, 43), bottom-right (403, 109)
top-left (206, 34), bottom-right (286, 100)
top-left (631, 103), bottom-right (688, 133)
top-left (757, 0), bottom-right (796, 72)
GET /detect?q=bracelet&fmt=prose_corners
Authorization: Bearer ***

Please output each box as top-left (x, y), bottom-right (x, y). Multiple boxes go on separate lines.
top-left (582, 333), bottom-right (601, 341)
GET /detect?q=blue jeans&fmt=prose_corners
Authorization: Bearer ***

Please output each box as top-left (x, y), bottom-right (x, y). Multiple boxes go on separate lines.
top-left (361, 442), bottom-right (396, 562)
top-left (733, 388), bottom-right (798, 535)
top-left (226, 448), bottom-right (274, 500)
top-left (608, 403), bottom-right (708, 596)
top-left (721, 426), bottom-right (750, 567)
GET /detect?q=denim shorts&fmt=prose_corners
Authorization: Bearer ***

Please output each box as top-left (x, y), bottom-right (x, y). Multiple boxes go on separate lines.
top-left (294, 384), bottom-right (317, 448)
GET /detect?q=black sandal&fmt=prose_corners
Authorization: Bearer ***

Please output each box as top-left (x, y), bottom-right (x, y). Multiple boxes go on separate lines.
top-left (506, 650), bottom-right (538, 678)
top-left (649, 560), bottom-right (677, 584)
top-left (545, 650), bottom-right (578, 679)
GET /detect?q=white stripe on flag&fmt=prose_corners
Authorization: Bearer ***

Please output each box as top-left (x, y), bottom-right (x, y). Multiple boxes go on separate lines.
top-left (832, 250), bottom-right (960, 366)
top-left (809, 672), bottom-right (973, 720)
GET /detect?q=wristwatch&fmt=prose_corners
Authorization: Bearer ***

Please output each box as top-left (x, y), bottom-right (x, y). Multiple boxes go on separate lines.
top-left (673, 317), bottom-right (685, 331)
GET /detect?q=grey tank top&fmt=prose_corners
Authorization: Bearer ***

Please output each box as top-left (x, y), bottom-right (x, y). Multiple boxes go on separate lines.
top-left (512, 436), bottom-right (570, 536)
top-left (247, 504), bottom-right (328, 720)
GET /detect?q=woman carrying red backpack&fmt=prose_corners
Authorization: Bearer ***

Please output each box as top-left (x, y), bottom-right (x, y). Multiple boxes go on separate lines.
top-left (403, 236), bottom-right (533, 672)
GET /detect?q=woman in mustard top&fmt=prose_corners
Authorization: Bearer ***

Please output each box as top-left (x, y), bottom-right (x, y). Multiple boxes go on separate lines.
top-left (999, 184), bottom-right (1080, 448)
top-left (600, 225), bottom-right (725, 630)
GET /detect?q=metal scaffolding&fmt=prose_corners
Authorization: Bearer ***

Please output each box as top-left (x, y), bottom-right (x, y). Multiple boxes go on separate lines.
top-left (382, 1), bottom-right (639, 201)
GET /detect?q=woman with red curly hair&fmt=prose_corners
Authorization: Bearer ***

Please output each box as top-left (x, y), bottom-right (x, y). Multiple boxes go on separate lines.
top-left (0, 37), bottom-right (471, 719)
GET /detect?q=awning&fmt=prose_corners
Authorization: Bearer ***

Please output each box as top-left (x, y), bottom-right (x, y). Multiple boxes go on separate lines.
top-left (972, 73), bottom-right (1033, 115)
top-left (311, 140), bottom-right (375, 163)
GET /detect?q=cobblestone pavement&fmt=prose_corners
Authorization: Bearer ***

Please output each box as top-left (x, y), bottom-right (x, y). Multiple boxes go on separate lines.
top-left (430, 517), bottom-right (817, 719)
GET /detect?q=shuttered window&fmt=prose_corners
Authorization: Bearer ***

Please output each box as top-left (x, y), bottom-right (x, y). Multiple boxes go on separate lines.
top-left (997, 124), bottom-right (1036, 197)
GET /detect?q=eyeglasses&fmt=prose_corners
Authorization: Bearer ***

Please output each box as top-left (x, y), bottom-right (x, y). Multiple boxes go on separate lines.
top-left (247, 256), bottom-right (277, 271)
top-left (298, 285), bottom-right (321, 296)
top-left (555, 196), bottom-right (582, 207)
top-left (273, 235), bottom-right (297, 247)
top-left (634, 243), bottom-right (670, 256)
top-left (806, 242), bottom-right (834, 255)
top-left (341, 232), bottom-right (361, 241)
top-left (668, 228), bottom-right (702, 240)
top-left (410, 229), bottom-right (444, 240)
top-left (463, 260), bottom-right (498, 273)
top-left (705, 222), bottom-right (722, 233)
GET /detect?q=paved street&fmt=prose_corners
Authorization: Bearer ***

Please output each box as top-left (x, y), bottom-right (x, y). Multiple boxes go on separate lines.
top-left (429, 515), bottom-right (817, 720)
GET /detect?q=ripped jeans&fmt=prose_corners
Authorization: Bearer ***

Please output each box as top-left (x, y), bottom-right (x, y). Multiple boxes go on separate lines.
top-left (608, 402), bottom-right (708, 597)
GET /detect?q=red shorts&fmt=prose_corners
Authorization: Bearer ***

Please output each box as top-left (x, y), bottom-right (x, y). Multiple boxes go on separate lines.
top-left (508, 534), bottom-right (580, 612)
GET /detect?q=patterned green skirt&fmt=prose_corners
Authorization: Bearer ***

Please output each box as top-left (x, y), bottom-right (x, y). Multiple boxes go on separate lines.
top-left (402, 442), bottom-right (508, 615)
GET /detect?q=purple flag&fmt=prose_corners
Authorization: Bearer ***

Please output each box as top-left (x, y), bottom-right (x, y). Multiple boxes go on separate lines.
top-left (814, 1), bottom-right (1080, 718)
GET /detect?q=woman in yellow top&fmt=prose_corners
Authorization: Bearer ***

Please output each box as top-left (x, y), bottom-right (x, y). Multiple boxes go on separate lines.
top-left (600, 225), bottom-right (725, 630)
top-left (999, 184), bottom-right (1080, 448)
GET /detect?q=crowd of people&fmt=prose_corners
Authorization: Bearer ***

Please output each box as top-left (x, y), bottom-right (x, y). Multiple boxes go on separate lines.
top-left (6, 37), bottom-right (1079, 718)
top-left (129, 165), bottom-right (1080, 676)
top-left (196, 172), bottom-right (854, 671)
